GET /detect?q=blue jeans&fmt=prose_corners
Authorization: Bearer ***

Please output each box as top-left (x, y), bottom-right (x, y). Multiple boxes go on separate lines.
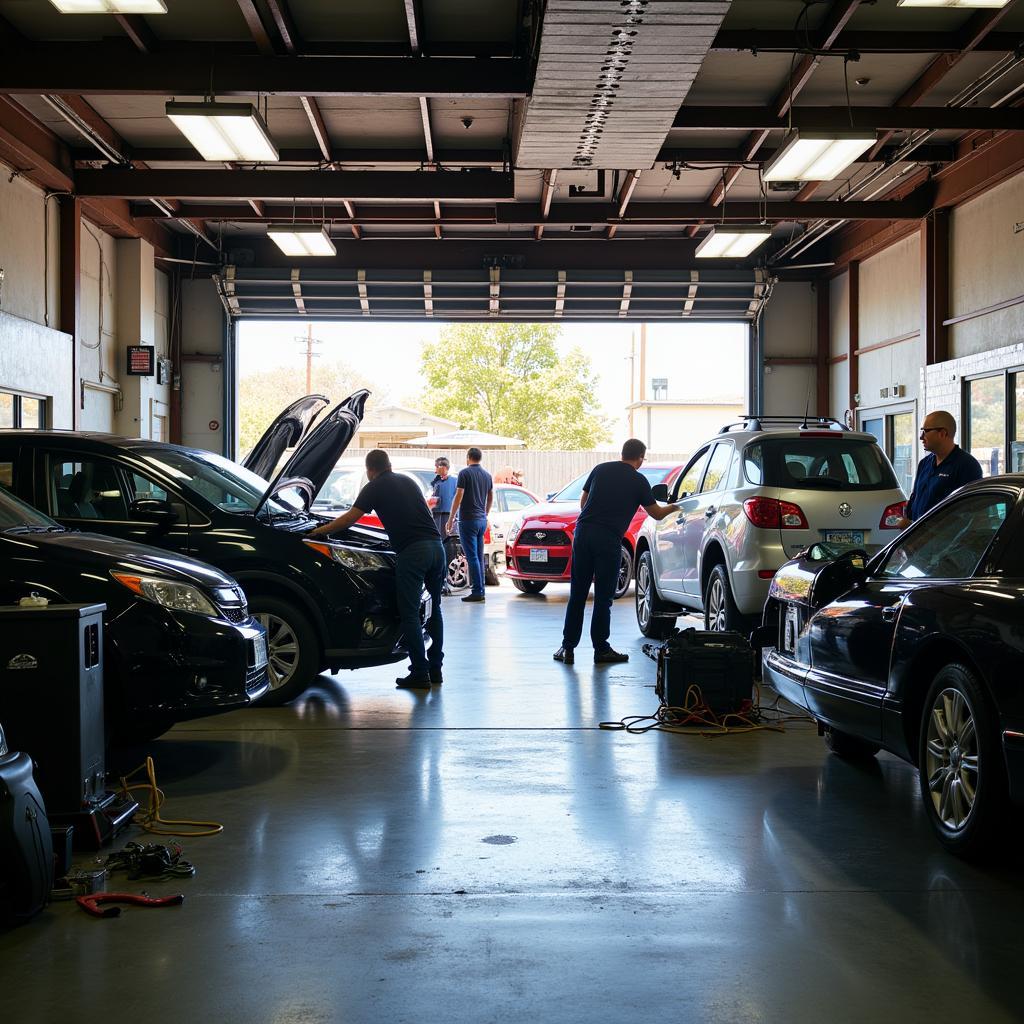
top-left (458, 515), bottom-right (488, 596)
top-left (561, 524), bottom-right (620, 652)
top-left (396, 539), bottom-right (445, 676)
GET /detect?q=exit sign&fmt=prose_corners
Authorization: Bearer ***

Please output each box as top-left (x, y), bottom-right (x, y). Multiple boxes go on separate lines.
top-left (127, 345), bottom-right (155, 376)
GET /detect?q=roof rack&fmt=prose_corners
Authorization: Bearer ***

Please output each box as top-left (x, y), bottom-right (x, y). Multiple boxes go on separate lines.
top-left (718, 415), bottom-right (850, 434)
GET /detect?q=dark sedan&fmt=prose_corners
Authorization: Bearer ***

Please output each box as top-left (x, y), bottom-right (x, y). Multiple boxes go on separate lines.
top-left (0, 390), bottom-right (427, 705)
top-left (0, 484), bottom-right (268, 742)
top-left (760, 476), bottom-right (1024, 857)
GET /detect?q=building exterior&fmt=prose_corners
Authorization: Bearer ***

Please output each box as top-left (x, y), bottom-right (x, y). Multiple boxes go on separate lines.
top-left (626, 398), bottom-right (744, 453)
top-left (354, 405), bottom-right (458, 448)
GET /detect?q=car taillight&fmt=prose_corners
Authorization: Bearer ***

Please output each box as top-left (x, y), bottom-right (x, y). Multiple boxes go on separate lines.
top-left (879, 500), bottom-right (907, 529)
top-left (743, 497), bottom-right (808, 530)
top-left (484, 525), bottom-right (491, 543)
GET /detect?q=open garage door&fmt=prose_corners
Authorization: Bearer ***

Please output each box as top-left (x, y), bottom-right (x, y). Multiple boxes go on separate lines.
top-left (215, 267), bottom-right (770, 322)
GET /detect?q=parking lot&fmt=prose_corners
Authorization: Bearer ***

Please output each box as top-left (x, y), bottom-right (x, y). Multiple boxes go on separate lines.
top-left (3, 584), bottom-right (1021, 1023)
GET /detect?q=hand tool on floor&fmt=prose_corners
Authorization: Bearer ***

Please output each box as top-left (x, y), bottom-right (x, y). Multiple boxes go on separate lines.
top-left (75, 892), bottom-right (184, 918)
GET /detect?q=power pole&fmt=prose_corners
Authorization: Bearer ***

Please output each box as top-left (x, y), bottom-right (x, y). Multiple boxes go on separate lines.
top-left (296, 324), bottom-right (322, 393)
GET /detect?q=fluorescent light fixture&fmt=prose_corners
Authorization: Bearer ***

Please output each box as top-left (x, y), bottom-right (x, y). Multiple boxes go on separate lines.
top-left (166, 102), bottom-right (278, 162)
top-left (762, 131), bottom-right (876, 182)
top-left (267, 226), bottom-right (337, 257)
top-left (898, 1), bottom-right (1008, 8)
top-left (50, 0), bottom-right (167, 11)
top-left (695, 227), bottom-right (771, 259)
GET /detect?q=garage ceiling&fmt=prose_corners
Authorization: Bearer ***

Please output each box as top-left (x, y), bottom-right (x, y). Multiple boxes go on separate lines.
top-left (0, 0), bottom-right (1022, 320)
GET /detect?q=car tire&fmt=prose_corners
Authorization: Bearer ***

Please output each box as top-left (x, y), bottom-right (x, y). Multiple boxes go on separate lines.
top-left (250, 595), bottom-right (319, 706)
top-left (444, 538), bottom-right (470, 592)
top-left (635, 550), bottom-right (676, 639)
top-left (823, 726), bottom-right (880, 761)
top-left (613, 544), bottom-right (633, 600)
top-left (918, 663), bottom-right (1006, 859)
top-left (485, 563), bottom-right (500, 587)
top-left (703, 564), bottom-right (746, 633)
top-left (512, 579), bottom-right (547, 594)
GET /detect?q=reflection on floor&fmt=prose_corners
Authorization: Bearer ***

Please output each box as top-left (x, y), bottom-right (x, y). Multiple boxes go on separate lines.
top-left (2, 584), bottom-right (1022, 1023)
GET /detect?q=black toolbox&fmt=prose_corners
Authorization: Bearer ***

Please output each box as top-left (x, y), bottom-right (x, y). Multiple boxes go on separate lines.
top-left (643, 628), bottom-right (754, 714)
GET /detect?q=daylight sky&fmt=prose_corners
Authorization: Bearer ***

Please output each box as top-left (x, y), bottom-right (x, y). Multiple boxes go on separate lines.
top-left (238, 320), bottom-right (748, 445)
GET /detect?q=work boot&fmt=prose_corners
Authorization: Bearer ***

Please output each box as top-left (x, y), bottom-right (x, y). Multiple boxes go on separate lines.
top-left (594, 648), bottom-right (629, 664)
top-left (395, 673), bottom-right (431, 689)
top-left (429, 669), bottom-right (443, 685)
top-left (553, 646), bottom-right (574, 664)
top-left (461, 594), bottom-right (485, 603)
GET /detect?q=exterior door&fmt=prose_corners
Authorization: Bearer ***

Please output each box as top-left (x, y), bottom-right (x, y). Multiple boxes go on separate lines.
top-left (653, 445), bottom-right (710, 598)
top-left (804, 489), bottom-right (1013, 739)
top-left (684, 441), bottom-right (733, 600)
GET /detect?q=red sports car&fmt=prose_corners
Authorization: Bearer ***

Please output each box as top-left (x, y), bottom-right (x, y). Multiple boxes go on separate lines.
top-left (504, 462), bottom-right (686, 598)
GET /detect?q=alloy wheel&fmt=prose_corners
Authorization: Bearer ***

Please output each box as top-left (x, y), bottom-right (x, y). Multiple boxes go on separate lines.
top-left (447, 553), bottom-right (470, 591)
top-left (707, 576), bottom-right (726, 631)
top-left (925, 687), bottom-right (979, 831)
top-left (256, 612), bottom-right (300, 691)
top-left (636, 558), bottom-right (652, 629)
top-left (616, 547), bottom-right (631, 595)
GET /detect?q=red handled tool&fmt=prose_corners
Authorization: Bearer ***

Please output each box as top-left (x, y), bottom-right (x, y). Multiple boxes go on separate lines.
top-left (76, 892), bottom-right (185, 918)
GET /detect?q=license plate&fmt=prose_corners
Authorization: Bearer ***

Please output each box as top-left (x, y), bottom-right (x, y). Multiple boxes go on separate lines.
top-left (822, 529), bottom-right (864, 546)
top-left (530, 548), bottom-right (549, 563)
top-left (251, 632), bottom-right (268, 670)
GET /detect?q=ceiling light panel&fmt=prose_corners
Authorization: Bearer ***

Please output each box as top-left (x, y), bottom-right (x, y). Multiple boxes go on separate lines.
top-left (762, 132), bottom-right (876, 182)
top-left (695, 228), bottom-right (771, 259)
top-left (267, 227), bottom-right (337, 257)
top-left (166, 102), bottom-right (278, 163)
top-left (897, 1), bottom-right (1008, 8)
top-left (50, 0), bottom-right (168, 11)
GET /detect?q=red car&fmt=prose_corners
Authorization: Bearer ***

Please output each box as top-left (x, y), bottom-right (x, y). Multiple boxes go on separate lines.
top-left (504, 462), bottom-right (685, 598)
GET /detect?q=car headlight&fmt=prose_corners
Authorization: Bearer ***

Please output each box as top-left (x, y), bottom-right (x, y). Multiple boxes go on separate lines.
top-left (111, 572), bottom-right (219, 616)
top-left (305, 540), bottom-right (390, 571)
top-left (0, 722), bottom-right (7, 757)
top-left (508, 519), bottom-right (524, 544)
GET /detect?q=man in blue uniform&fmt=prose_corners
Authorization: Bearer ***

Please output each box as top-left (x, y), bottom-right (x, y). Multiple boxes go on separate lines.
top-left (554, 439), bottom-right (679, 665)
top-left (446, 447), bottom-right (493, 603)
top-left (898, 410), bottom-right (983, 527)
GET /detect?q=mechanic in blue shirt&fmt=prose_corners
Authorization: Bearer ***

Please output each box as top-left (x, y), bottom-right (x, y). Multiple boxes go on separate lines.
top-left (898, 410), bottom-right (983, 527)
top-left (447, 447), bottom-right (493, 603)
top-left (430, 457), bottom-right (458, 536)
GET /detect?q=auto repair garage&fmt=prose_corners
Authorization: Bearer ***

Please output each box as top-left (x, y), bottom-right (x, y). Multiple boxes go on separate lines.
top-left (1, 0), bottom-right (1023, 1020)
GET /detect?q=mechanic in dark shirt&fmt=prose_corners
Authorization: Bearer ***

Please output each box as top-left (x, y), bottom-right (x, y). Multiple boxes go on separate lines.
top-left (446, 447), bottom-right (493, 603)
top-left (898, 411), bottom-right (983, 527)
top-left (554, 438), bottom-right (679, 665)
top-left (309, 449), bottom-right (444, 690)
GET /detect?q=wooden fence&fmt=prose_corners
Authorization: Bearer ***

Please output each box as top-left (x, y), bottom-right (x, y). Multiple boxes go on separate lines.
top-left (345, 447), bottom-right (693, 498)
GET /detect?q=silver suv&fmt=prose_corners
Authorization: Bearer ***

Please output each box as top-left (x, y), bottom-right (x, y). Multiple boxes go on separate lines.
top-left (634, 416), bottom-right (907, 638)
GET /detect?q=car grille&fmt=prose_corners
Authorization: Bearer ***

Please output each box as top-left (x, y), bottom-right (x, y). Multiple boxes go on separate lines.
top-left (512, 556), bottom-right (569, 576)
top-left (518, 529), bottom-right (570, 546)
top-left (223, 606), bottom-right (248, 624)
top-left (245, 665), bottom-right (268, 693)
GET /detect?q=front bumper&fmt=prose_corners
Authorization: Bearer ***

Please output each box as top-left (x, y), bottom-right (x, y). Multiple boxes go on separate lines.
top-left (505, 542), bottom-right (572, 581)
top-left (325, 590), bottom-right (433, 670)
top-left (108, 605), bottom-right (269, 721)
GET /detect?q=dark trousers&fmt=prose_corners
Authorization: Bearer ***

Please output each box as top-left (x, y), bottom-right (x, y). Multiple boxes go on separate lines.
top-left (396, 538), bottom-right (445, 676)
top-left (458, 515), bottom-right (488, 596)
top-left (561, 524), bottom-right (620, 651)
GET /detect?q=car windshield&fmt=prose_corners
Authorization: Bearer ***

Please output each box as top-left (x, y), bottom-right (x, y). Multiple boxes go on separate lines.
top-left (313, 468), bottom-right (434, 510)
top-left (138, 448), bottom-right (303, 516)
top-left (750, 438), bottom-right (899, 492)
top-left (551, 465), bottom-right (671, 502)
top-left (0, 484), bottom-right (64, 532)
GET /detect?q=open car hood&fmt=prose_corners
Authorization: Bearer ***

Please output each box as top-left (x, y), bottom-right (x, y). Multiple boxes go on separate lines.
top-left (241, 394), bottom-right (329, 480)
top-left (256, 390), bottom-right (368, 515)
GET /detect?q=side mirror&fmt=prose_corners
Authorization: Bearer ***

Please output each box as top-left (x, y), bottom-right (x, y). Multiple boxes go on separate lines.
top-left (130, 498), bottom-right (178, 524)
top-left (650, 483), bottom-right (669, 502)
top-left (546, 491), bottom-right (556, 501)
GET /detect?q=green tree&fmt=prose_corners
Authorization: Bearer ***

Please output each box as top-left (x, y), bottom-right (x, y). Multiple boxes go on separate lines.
top-left (238, 360), bottom-right (384, 455)
top-left (418, 323), bottom-right (610, 449)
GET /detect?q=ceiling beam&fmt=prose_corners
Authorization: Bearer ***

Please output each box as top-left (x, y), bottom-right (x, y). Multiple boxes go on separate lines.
top-left (75, 168), bottom-right (517, 201)
top-left (113, 14), bottom-right (157, 54)
top-left (607, 169), bottom-right (641, 240)
top-left (234, 0), bottom-right (279, 56)
top-left (419, 98), bottom-right (435, 164)
top-left (0, 54), bottom-right (531, 98)
top-left (265, 0), bottom-right (301, 54)
top-left (535, 169), bottom-right (557, 240)
top-left (672, 106), bottom-right (1024, 132)
top-left (78, 145), bottom-right (505, 165)
top-left (404, 0), bottom-right (424, 54)
top-left (0, 96), bottom-right (74, 193)
top-left (709, 29), bottom-right (1021, 54)
top-left (300, 97), bottom-right (332, 162)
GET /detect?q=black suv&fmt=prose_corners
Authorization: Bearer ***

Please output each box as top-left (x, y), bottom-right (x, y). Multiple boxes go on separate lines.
top-left (0, 483), bottom-right (268, 741)
top-left (0, 391), bottom-right (427, 704)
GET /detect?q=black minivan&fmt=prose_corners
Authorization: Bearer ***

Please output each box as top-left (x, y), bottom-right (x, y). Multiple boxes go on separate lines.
top-left (0, 483), bottom-right (268, 741)
top-left (0, 391), bottom-right (428, 705)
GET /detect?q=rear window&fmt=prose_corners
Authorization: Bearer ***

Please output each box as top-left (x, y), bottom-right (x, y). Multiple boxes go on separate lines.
top-left (747, 438), bottom-right (898, 492)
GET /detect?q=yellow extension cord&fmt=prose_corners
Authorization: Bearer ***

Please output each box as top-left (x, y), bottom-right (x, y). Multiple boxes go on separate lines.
top-left (118, 756), bottom-right (224, 838)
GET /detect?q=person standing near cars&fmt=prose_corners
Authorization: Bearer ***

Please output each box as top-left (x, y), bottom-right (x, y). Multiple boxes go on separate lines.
top-left (554, 439), bottom-right (679, 665)
top-left (447, 447), bottom-right (493, 603)
top-left (309, 449), bottom-right (444, 690)
top-left (897, 411), bottom-right (982, 528)
top-left (430, 457), bottom-right (458, 538)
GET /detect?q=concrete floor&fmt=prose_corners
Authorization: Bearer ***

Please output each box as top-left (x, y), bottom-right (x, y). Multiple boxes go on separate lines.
top-left (2, 583), bottom-right (1023, 1024)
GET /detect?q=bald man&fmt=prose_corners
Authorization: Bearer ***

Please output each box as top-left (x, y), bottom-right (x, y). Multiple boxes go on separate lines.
top-left (898, 410), bottom-right (982, 527)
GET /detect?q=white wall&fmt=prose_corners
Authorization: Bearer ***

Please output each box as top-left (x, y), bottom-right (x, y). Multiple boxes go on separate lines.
top-left (0, 310), bottom-right (73, 428)
top-left (0, 169), bottom-right (59, 328)
top-left (829, 272), bottom-right (850, 420)
top-left (180, 278), bottom-right (225, 452)
top-left (949, 173), bottom-right (1024, 358)
top-left (761, 281), bottom-right (816, 416)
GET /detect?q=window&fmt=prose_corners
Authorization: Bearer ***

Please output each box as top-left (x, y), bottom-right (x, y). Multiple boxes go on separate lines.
top-left (1012, 373), bottom-right (1024, 473)
top-left (0, 390), bottom-right (46, 429)
top-left (128, 471), bottom-right (169, 503)
top-left (651, 378), bottom-right (668, 400)
top-left (701, 443), bottom-right (733, 493)
top-left (49, 456), bottom-right (129, 520)
top-left (966, 375), bottom-right (1005, 477)
top-left (675, 447), bottom-right (711, 499)
top-left (759, 437), bottom-right (897, 491)
top-left (504, 489), bottom-right (535, 512)
top-left (743, 444), bottom-right (763, 485)
top-left (890, 412), bottom-right (914, 494)
top-left (881, 492), bottom-right (1009, 580)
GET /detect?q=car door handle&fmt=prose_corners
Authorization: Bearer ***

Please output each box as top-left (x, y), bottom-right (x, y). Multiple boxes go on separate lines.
top-left (704, 507), bottom-right (717, 518)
